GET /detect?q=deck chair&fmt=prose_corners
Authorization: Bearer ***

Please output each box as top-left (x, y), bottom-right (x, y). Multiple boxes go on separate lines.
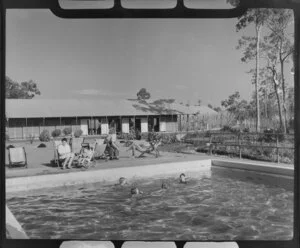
top-left (127, 140), bottom-right (162, 158)
top-left (70, 137), bottom-right (84, 155)
top-left (77, 141), bottom-right (98, 168)
top-left (94, 139), bottom-right (107, 159)
top-left (53, 140), bottom-right (63, 167)
top-left (8, 147), bottom-right (27, 168)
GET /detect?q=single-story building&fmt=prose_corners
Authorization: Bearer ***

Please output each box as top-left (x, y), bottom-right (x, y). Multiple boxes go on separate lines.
top-left (5, 99), bottom-right (217, 139)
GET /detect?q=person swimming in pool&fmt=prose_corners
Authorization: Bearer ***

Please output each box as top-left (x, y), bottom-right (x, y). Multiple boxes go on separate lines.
top-left (114, 177), bottom-right (129, 189)
top-left (161, 182), bottom-right (169, 189)
top-left (179, 173), bottom-right (187, 184)
top-left (118, 177), bottom-right (128, 186)
top-left (131, 187), bottom-right (143, 196)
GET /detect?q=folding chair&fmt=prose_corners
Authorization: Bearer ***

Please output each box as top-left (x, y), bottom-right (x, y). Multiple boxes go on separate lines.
top-left (8, 147), bottom-right (27, 168)
top-left (70, 137), bottom-right (84, 155)
top-left (129, 140), bottom-right (162, 158)
top-left (77, 147), bottom-right (97, 168)
top-left (53, 140), bottom-right (64, 168)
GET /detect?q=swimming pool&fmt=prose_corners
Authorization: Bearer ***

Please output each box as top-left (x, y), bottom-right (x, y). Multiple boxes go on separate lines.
top-left (6, 169), bottom-right (293, 240)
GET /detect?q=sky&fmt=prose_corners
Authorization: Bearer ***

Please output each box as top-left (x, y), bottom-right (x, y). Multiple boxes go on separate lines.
top-left (6, 9), bottom-right (294, 107)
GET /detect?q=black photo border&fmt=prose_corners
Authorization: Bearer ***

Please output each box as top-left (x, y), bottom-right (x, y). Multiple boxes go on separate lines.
top-left (0, 0), bottom-right (299, 247)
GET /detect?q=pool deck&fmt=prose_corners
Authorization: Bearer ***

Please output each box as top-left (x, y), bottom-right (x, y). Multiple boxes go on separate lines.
top-left (6, 151), bottom-right (293, 179)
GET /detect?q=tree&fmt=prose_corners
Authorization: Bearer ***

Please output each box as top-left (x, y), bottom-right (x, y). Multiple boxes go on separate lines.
top-left (264, 9), bottom-right (294, 133)
top-left (221, 91), bottom-right (252, 123)
top-left (6, 76), bottom-right (41, 99)
top-left (213, 107), bottom-right (222, 112)
top-left (137, 88), bottom-right (151, 100)
top-left (234, 8), bottom-right (271, 132)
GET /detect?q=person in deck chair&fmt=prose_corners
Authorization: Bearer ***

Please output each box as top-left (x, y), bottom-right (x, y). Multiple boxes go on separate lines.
top-left (126, 139), bottom-right (162, 158)
top-left (58, 138), bottom-right (75, 169)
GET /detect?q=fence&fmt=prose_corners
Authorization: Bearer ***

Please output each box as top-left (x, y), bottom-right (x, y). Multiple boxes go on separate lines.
top-left (184, 131), bottom-right (294, 164)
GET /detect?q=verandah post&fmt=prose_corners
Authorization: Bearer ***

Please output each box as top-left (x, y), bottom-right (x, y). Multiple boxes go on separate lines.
top-left (276, 133), bottom-right (279, 163)
top-left (239, 133), bottom-right (242, 159)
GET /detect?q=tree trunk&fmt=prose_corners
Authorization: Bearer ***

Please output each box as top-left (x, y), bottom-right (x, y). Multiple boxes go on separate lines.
top-left (255, 26), bottom-right (261, 132)
top-left (280, 56), bottom-right (288, 134)
top-left (272, 70), bottom-right (286, 132)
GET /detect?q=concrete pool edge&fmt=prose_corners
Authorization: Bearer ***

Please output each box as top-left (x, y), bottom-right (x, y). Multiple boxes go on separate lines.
top-left (211, 159), bottom-right (294, 177)
top-left (6, 159), bottom-right (212, 193)
top-left (6, 159), bottom-right (294, 193)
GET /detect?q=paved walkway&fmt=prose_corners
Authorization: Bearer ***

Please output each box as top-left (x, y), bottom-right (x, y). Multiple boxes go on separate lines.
top-left (6, 149), bottom-right (293, 178)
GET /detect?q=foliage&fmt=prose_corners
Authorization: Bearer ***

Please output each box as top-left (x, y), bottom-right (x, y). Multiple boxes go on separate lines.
top-left (37, 143), bottom-right (47, 148)
top-left (7, 145), bottom-right (15, 150)
top-left (221, 91), bottom-right (253, 122)
top-left (213, 107), bottom-right (222, 112)
top-left (63, 127), bottom-right (72, 136)
top-left (6, 76), bottom-right (41, 99)
top-left (221, 125), bottom-right (240, 133)
top-left (74, 129), bottom-right (83, 138)
top-left (51, 129), bottom-right (61, 137)
top-left (39, 130), bottom-right (51, 142)
top-left (156, 133), bottom-right (178, 144)
top-left (258, 128), bottom-right (285, 143)
top-left (137, 88), bottom-right (151, 100)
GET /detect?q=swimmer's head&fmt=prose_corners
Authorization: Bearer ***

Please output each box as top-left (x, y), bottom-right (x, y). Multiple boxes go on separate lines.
top-left (119, 177), bottom-right (127, 185)
top-left (179, 173), bottom-right (186, 183)
top-left (131, 187), bottom-right (140, 195)
top-left (161, 182), bottom-right (168, 189)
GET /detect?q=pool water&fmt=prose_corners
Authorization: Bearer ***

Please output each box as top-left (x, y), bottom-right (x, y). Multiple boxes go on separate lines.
top-left (7, 171), bottom-right (293, 240)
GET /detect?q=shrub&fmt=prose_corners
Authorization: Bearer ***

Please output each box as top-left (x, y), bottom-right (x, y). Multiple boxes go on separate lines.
top-left (157, 133), bottom-right (178, 144)
top-left (51, 129), bottom-right (61, 137)
top-left (221, 125), bottom-right (233, 132)
top-left (258, 129), bottom-right (285, 143)
top-left (37, 143), bottom-right (47, 148)
top-left (221, 125), bottom-right (240, 134)
top-left (39, 130), bottom-right (51, 142)
top-left (74, 129), bottom-right (83, 138)
top-left (242, 127), bottom-right (250, 133)
top-left (63, 127), bottom-right (72, 136)
top-left (7, 145), bottom-right (15, 150)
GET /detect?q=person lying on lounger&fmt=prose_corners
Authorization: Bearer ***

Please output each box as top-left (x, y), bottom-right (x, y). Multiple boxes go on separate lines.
top-left (126, 139), bottom-right (162, 158)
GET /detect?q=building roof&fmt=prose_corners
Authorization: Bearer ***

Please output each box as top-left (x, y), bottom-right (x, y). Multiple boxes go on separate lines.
top-left (6, 99), bottom-right (217, 118)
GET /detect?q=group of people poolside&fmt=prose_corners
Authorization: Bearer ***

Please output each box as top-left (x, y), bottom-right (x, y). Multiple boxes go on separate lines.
top-left (57, 135), bottom-right (162, 170)
top-left (114, 173), bottom-right (188, 197)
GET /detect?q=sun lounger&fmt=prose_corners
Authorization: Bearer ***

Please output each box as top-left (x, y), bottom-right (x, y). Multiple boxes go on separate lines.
top-left (8, 147), bottom-right (27, 168)
top-left (127, 140), bottom-right (162, 158)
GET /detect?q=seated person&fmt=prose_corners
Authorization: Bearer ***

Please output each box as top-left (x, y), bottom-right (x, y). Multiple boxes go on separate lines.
top-left (57, 138), bottom-right (75, 169)
top-left (104, 135), bottom-right (119, 160)
top-left (126, 139), bottom-right (162, 158)
top-left (77, 147), bottom-right (94, 166)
